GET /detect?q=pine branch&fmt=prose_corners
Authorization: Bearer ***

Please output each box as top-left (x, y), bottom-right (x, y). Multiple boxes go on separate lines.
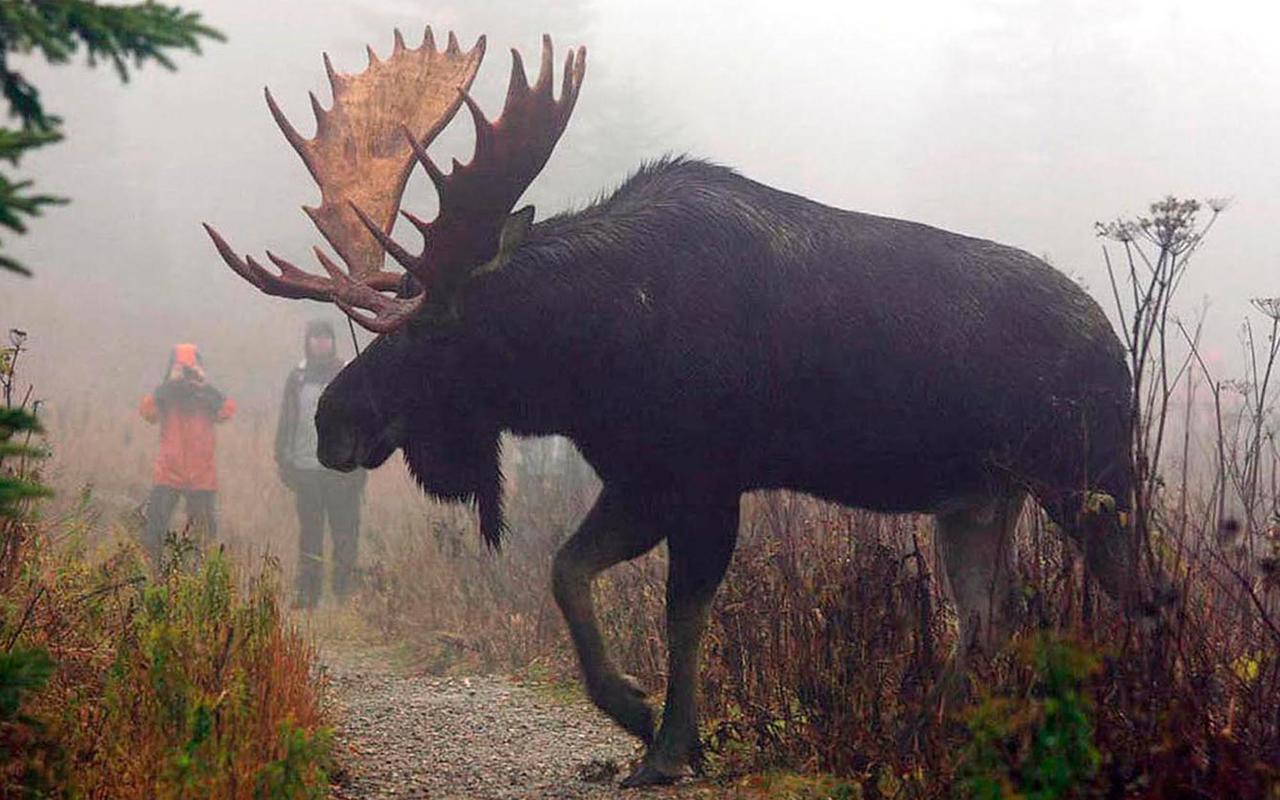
top-left (0, 1), bottom-right (223, 88)
top-left (59, 1), bottom-right (225, 82)
top-left (0, 173), bottom-right (69, 234)
top-left (0, 168), bottom-right (68, 274)
top-left (0, 407), bottom-right (48, 517)
top-left (0, 1), bottom-right (222, 276)
top-left (0, 126), bottom-right (63, 163)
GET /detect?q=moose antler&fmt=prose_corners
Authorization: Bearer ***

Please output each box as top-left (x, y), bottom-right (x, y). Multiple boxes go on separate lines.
top-left (347, 35), bottom-right (586, 325)
top-left (205, 29), bottom-right (587, 334)
top-left (204, 27), bottom-right (485, 325)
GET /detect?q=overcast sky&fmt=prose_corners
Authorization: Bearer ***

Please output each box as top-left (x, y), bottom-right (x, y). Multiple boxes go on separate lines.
top-left (2, 0), bottom-right (1278, 411)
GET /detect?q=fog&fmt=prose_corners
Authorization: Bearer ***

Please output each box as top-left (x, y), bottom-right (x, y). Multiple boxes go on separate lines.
top-left (3, 0), bottom-right (1278, 440)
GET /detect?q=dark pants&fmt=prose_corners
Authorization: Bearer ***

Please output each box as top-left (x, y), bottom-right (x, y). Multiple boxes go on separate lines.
top-left (143, 485), bottom-right (217, 564)
top-left (293, 469), bottom-right (363, 608)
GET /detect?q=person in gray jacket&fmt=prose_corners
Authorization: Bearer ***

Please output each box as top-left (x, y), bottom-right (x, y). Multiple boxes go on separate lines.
top-left (275, 319), bottom-right (367, 609)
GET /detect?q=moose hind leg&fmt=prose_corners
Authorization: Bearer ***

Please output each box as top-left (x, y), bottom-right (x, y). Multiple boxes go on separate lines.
top-left (936, 491), bottom-right (1026, 661)
top-left (551, 488), bottom-right (665, 744)
top-left (622, 495), bottom-right (739, 788)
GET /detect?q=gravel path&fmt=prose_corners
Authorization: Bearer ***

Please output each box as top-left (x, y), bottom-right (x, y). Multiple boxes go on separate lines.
top-left (323, 642), bottom-right (683, 799)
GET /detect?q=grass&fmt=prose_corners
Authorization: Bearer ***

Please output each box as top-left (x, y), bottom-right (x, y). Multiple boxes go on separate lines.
top-left (0, 528), bottom-right (332, 798)
top-left (341, 456), bottom-right (1280, 798)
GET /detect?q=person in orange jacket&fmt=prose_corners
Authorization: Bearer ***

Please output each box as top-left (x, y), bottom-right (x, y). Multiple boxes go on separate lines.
top-left (139, 343), bottom-right (235, 563)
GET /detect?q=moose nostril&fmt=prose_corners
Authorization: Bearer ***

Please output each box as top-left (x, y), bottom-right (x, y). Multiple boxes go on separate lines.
top-left (317, 431), bottom-right (357, 471)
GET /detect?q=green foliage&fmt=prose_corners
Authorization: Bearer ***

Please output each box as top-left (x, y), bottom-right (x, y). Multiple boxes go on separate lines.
top-left (0, 649), bottom-right (62, 796)
top-left (1, 330), bottom-right (49, 514)
top-left (957, 635), bottom-right (1101, 800)
top-left (253, 722), bottom-right (333, 800)
top-left (0, 333), bottom-right (60, 795)
top-left (0, 406), bottom-right (49, 516)
top-left (0, 0), bottom-right (223, 275)
top-left (94, 546), bottom-right (332, 797)
top-left (0, 646), bottom-right (53, 721)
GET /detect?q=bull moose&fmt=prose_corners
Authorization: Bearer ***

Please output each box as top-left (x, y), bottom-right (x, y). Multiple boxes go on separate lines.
top-left (206, 28), bottom-right (1137, 786)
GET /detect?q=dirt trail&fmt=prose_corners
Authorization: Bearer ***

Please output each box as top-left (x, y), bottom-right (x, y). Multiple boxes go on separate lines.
top-left (322, 641), bottom-right (688, 799)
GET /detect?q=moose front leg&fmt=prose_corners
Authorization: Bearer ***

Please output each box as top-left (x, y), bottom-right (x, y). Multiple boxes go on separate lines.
top-left (552, 488), bottom-right (665, 743)
top-left (622, 497), bottom-right (739, 788)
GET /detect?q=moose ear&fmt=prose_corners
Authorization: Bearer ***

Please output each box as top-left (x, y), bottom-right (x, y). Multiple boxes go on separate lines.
top-left (474, 205), bottom-right (535, 277)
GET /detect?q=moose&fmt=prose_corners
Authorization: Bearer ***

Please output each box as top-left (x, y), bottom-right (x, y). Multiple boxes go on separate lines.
top-left (206, 28), bottom-right (1137, 786)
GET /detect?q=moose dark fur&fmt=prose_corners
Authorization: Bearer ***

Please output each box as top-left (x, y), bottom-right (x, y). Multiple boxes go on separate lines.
top-left (315, 157), bottom-right (1135, 784)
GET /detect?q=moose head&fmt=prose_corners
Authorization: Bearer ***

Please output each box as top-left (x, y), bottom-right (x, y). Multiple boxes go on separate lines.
top-left (204, 28), bottom-right (586, 544)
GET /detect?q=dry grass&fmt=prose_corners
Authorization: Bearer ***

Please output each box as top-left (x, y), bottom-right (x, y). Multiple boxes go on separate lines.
top-left (0, 528), bottom-right (332, 797)
top-left (348, 460), bottom-right (1280, 797)
top-left (18, 328), bottom-right (1280, 798)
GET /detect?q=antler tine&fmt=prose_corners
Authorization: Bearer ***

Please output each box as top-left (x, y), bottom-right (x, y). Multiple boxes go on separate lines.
top-left (263, 87), bottom-right (318, 183)
top-left (392, 28), bottom-right (407, 54)
top-left (335, 294), bottom-right (426, 334)
top-left (311, 246), bottom-right (347, 282)
top-left (400, 208), bottom-right (434, 237)
top-left (323, 53), bottom-right (342, 93)
top-left (265, 250), bottom-right (324, 284)
top-left (560, 50), bottom-right (575, 103)
top-left (205, 223), bottom-right (265, 288)
top-left (423, 25), bottom-right (436, 52)
top-left (313, 246), bottom-right (427, 333)
top-left (400, 123), bottom-right (448, 191)
top-left (348, 200), bottom-right (419, 271)
top-left (308, 91), bottom-right (327, 133)
top-left (204, 222), bottom-right (342, 300)
top-left (533, 34), bottom-right (554, 96)
top-left (564, 46), bottom-right (586, 107)
top-left (507, 47), bottom-right (531, 99)
top-left (459, 89), bottom-right (495, 157)
top-left (446, 31), bottom-right (460, 55)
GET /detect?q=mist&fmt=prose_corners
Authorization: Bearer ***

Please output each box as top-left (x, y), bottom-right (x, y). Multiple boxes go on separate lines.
top-left (5, 2), bottom-right (1280, 793)
top-left (3, 0), bottom-right (1278, 454)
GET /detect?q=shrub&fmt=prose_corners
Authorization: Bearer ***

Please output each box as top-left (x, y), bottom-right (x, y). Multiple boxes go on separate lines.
top-left (957, 635), bottom-right (1100, 800)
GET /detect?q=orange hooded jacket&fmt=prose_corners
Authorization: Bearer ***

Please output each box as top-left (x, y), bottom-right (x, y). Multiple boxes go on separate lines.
top-left (139, 344), bottom-right (235, 491)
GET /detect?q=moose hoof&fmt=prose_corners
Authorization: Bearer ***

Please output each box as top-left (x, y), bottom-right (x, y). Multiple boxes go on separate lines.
top-left (592, 674), bottom-right (654, 744)
top-left (620, 762), bottom-right (682, 788)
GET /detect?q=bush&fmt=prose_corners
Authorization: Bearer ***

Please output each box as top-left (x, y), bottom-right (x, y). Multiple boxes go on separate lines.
top-left (958, 635), bottom-right (1100, 800)
top-left (0, 334), bottom-right (329, 798)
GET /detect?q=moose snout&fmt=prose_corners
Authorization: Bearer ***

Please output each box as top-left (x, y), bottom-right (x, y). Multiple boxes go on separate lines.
top-left (317, 417), bottom-right (404, 472)
top-left (316, 427), bottom-right (360, 472)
